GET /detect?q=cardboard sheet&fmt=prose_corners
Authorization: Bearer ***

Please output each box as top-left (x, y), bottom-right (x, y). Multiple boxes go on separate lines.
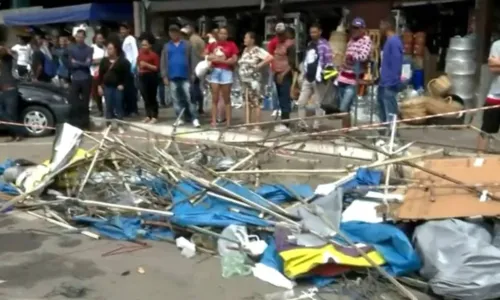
top-left (397, 156), bottom-right (500, 220)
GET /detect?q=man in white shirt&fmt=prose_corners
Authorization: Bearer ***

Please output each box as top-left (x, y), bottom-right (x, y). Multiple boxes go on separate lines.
top-left (91, 32), bottom-right (107, 116)
top-left (119, 23), bottom-right (139, 116)
top-left (11, 36), bottom-right (32, 78)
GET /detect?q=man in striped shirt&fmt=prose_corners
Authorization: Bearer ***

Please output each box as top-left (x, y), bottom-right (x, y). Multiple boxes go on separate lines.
top-left (297, 23), bottom-right (333, 130)
top-left (336, 17), bottom-right (372, 128)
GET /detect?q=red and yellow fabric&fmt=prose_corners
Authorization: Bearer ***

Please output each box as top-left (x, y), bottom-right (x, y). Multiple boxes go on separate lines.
top-left (278, 242), bottom-right (385, 279)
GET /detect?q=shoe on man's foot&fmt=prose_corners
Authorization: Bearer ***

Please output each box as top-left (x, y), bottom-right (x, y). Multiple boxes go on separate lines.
top-left (271, 110), bottom-right (278, 117)
top-left (274, 124), bottom-right (290, 133)
top-left (192, 119), bottom-right (201, 128)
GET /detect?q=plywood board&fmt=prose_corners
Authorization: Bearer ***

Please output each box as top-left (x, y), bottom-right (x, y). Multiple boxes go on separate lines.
top-left (396, 156), bottom-right (500, 220)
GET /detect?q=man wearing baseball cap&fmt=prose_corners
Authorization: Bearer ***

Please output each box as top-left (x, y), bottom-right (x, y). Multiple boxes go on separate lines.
top-left (267, 22), bottom-right (287, 118)
top-left (268, 22), bottom-right (296, 132)
top-left (337, 17), bottom-right (372, 128)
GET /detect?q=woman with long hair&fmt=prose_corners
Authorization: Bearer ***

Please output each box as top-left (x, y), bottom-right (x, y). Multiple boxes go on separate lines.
top-left (238, 31), bottom-right (273, 131)
top-left (97, 39), bottom-right (129, 133)
top-left (204, 26), bottom-right (239, 127)
top-left (137, 33), bottom-right (160, 124)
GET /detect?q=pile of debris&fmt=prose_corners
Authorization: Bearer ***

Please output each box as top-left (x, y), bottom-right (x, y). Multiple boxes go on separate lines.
top-left (2, 122), bottom-right (500, 300)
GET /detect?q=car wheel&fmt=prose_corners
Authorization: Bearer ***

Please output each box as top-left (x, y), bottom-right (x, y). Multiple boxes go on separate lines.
top-left (21, 106), bottom-right (55, 137)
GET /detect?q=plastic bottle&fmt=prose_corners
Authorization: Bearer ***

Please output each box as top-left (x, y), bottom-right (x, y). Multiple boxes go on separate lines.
top-left (221, 251), bottom-right (252, 278)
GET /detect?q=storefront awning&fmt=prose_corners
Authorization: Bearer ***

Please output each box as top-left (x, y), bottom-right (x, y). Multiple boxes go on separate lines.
top-left (3, 3), bottom-right (133, 26)
top-left (149, 0), bottom-right (261, 12)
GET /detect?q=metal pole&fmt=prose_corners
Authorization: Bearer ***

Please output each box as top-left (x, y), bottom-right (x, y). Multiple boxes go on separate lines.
top-left (133, 1), bottom-right (141, 36)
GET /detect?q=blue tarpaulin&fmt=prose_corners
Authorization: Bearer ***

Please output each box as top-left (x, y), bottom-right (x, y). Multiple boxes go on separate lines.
top-left (0, 159), bottom-right (18, 196)
top-left (169, 180), bottom-right (269, 228)
top-left (4, 3), bottom-right (133, 26)
top-left (339, 221), bottom-right (421, 276)
top-left (74, 176), bottom-right (310, 240)
top-left (73, 215), bottom-right (175, 241)
top-left (143, 178), bottom-right (309, 228)
top-left (343, 168), bottom-right (382, 191)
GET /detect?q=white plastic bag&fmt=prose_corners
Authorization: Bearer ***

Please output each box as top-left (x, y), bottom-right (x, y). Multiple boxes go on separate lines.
top-left (195, 58), bottom-right (211, 79)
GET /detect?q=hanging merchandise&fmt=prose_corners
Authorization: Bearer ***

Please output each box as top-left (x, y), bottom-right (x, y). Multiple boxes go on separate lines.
top-left (329, 8), bottom-right (349, 67)
top-left (445, 35), bottom-right (476, 109)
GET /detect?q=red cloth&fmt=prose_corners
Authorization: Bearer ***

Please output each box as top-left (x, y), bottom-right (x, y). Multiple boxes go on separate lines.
top-left (310, 263), bottom-right (353, 277)
top-left (137, 49), bottom-right (160, 74)
top-left (267, 36), bottom-right (279, 70)
top-left (267, 36), bottom-right (279, 55)
top-left (205, 41), bottom-right (239, 70)
top-left (485, 96), bottom-right (500, 105)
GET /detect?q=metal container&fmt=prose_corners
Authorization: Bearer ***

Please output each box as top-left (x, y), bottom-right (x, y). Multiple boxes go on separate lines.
top-left (448, 35), bottom-right (476, 50)
top-left (445, 59), bottom-right (476, 75)
top-left (445, 35), bottom-right (477, 108)
top-left (446, 48), bottom-right (475, 62)
top-left (448, 74), bottom-right (476, 100)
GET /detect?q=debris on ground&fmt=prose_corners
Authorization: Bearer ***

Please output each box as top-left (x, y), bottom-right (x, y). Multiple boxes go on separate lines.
top-left (2, 120), bottom-right (500, 300)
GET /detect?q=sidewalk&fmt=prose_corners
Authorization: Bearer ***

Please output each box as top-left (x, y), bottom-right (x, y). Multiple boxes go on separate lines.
top-left (91, 104), bottom-right (492, 158)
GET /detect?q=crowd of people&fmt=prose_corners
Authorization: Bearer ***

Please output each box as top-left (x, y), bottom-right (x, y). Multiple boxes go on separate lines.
top-left (0, 15), bottom-right (405, 142)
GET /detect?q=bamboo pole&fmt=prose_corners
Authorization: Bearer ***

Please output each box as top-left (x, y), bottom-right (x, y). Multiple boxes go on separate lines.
top-left (26, 211), bottom-right (100, 240)
top-left (218, 149), bottom-right (443, 175)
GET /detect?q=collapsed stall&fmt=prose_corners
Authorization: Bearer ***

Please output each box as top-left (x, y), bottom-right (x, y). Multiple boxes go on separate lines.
top-left (1, 121), bottom-right (500, 299)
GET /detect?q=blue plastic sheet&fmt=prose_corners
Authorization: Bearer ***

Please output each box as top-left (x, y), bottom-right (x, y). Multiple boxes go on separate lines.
top-left (339, 221), bottom-right (421, 276)
top-left (169, 180), bottom-right (269, 228)
top-left (0, 159), bottom-right (14, 175)
top-left (4, 3), bottom-right (133, 26)
top-left (0, 159), bottom-right (18, 196)
top-left (256, 184), bottom-right (314, 204)
top-left (342, 168), bottom-right (382, 191)
top-left (141, 178), bottom-right (306, 228)
top-left (73, 215), bottom-right (174, 241)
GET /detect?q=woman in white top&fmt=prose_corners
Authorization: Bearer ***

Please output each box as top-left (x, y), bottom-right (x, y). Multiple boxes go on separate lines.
top-left (91, 32), bottom-right (107, 116)
top-left (238, 31), bottom-right (273, 131)
top-left (11, 36), bottom-right (32, 78)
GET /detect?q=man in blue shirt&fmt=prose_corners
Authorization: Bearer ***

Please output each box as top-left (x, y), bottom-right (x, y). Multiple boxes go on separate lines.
top-left (378, 16), bottom-right (403, 125)
top-left (160, 24), bottom-right (199, 128)
top-left (68, 29), bottom-right (93, 130)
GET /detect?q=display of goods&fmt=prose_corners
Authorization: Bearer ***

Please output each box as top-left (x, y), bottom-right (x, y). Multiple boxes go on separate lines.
top-left (414, 32), bottom-right (426, 45)
top-left (404, 43), bottom-right (413, 55)
top-left (413, 56), bottom-right (424, 70)
top-left (413, 43), bottom-right (425, 56)
top-left (400, 97), bottom-right (428, 124)
top-left (446, 35), bottom-right (476, 106)
top-left (329, 31), bottom-right (347, 67)
top-left (402, 31), bottom-right (413, 44)
top-left (427, 75), bottom-right (452, 97)
top-left (425, 96), bottom-right (464, 116)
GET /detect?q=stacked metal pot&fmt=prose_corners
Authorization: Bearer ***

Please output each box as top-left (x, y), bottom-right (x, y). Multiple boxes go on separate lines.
top-left (445, 35), bottom-right (477, 109)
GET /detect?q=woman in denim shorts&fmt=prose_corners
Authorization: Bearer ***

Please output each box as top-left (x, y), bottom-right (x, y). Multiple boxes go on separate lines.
top-left (204, 27), bottom-right (239, 127)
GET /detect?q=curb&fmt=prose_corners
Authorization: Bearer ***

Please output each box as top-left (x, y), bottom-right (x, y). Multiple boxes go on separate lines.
top-left (122, 121), bottom-right (376, 161)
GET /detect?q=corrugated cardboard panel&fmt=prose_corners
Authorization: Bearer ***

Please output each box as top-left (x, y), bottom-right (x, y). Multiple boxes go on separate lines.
top-left (397, 156), bottom-right (500, 220)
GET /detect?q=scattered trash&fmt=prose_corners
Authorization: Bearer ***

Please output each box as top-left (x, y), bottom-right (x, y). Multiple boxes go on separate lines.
top-left (176, 237), bottom-right (197, 258)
